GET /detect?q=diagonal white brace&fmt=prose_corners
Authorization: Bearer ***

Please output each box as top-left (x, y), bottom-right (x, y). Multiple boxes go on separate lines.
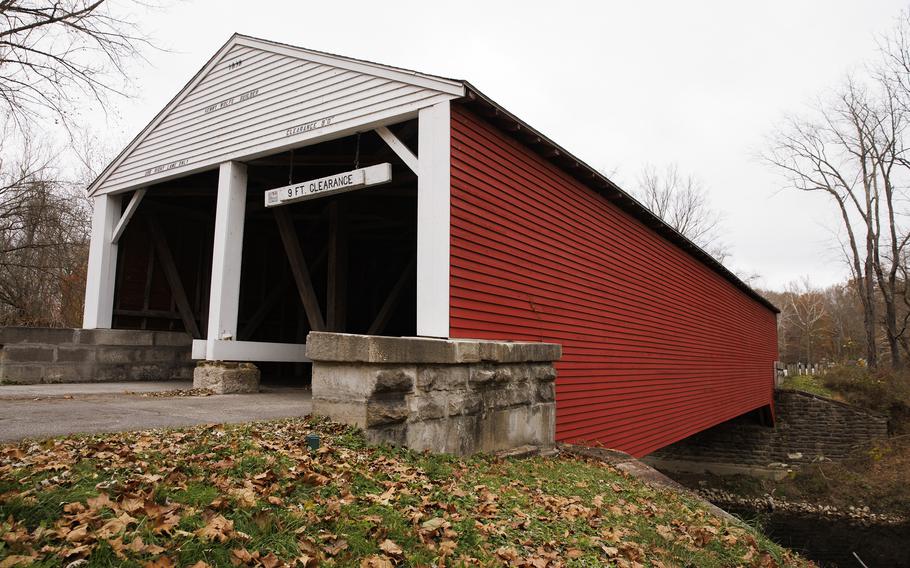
top-left (110, 188), bottom-right (147, 244)
top-left (375, 126), bottom-right (419, 174)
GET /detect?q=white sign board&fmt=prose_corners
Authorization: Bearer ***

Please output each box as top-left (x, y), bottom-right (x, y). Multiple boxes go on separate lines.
top-left (265, 163), bottom-right (392, 207)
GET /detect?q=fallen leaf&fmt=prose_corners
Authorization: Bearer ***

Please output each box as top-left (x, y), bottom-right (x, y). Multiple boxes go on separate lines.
top-left (63, 502), bottom-right (86, 514)
top-left (438, 539), bottom-right (457, 556)
top-left (378, 539), bottom-right (403, 557)
top-left (195, 514), bottom-right (234, 543)
top-left (64, 525), bottom-right (90, 543)
top-left (619, 541), bottom-right (644, 561)
top-left (230, 487), bottom-right (258, 508)
top-left (360, 556), bottom-right (393, 568)
top-left (420, 517), bottom-right (447, 531)
top-left (323, 538), bottom-right (348, 556)
top-left (0, 556), bottom-right (35, 568)
top-left (125, 536), bottom-right (165, 555)
top-left (97, 513), bottom-right (138, 539)
top-left (261, 552), bottom-right (281, 568)
top-left (86, 494), bottom-right (114, 511)
top-left (231, 548), bottom-right (253, 564)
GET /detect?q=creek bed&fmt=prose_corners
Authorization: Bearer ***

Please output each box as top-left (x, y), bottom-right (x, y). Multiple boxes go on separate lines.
top-left (712, 501), bottom-right (910, 567)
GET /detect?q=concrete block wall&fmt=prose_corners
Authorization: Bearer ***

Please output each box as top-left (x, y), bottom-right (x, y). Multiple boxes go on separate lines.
top-left (649, 390), bottom-right (889, 468)
top-left (307, 332), bottom-right (561, 456)
top-left (0, 327), bottom-right (194, 384)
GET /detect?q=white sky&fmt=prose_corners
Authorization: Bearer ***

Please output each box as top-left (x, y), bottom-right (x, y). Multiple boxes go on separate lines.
top-left (95, 0), bottom-right (910, 291)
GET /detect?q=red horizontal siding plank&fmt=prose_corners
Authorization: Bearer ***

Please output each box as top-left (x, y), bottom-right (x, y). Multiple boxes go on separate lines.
top-left (447, 104), bottom-right (778, 457)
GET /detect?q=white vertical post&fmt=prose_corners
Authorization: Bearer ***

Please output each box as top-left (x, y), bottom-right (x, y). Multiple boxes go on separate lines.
top-left (206, 161), bottom-right (248, 359)
top-left (82, 193), bottom-right (122, 329)
top-left (416, 101), bottom-right (451, 338)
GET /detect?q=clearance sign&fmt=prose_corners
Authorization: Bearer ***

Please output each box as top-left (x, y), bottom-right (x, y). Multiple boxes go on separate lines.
top-left (264, 163), bottom-right (392, 207)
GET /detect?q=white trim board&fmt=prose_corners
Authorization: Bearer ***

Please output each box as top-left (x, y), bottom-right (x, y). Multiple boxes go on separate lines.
top-left (192, 339), bottom-right (310, 362)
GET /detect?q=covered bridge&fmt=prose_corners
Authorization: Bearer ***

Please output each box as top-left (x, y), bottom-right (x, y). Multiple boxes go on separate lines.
top-left (83, 34), bottom-right (779, 457)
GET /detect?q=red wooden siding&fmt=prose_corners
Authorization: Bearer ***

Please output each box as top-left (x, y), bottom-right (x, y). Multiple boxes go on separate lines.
top-left (448, 104), bottom-right (778, 457)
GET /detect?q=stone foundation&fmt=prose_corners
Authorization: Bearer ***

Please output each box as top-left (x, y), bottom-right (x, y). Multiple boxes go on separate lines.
top-left (0, 327), bottom-right (194, 384)
top-left (647, 390), bottom-right (889, 473)
top-left (306, 332), bottom-right (561, 455)
top-left (193, 361), bottom-right (260, 394)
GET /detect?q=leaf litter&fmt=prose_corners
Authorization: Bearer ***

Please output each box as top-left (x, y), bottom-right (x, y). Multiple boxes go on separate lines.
top-left (0, 417), bottom-right (813, 567)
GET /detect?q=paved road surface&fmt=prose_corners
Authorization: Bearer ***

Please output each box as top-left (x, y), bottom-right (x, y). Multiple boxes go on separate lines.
top-left (0, 383), bottom-right (312, 442)
top-left (0, 381), bottom-right (196, 399)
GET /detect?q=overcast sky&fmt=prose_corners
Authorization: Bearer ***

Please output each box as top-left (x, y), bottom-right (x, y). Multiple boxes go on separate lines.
top-left (96, 0), bottom-right (910, 291)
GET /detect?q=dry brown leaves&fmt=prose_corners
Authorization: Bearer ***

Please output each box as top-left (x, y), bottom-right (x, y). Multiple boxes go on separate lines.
top-left (0, 419), bottom-right (812, 568)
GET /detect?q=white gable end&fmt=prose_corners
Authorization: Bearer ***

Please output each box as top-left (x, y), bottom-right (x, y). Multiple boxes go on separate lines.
top-left (90, 35), bottom-right (464, 195)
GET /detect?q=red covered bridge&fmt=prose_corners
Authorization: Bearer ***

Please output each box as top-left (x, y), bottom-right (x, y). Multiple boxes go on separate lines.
top-left (82, 34), bottom-right (779, 457)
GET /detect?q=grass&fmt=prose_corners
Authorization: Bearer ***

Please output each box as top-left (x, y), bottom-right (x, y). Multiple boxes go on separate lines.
top-left (0, 418), bottom-right (813, 567)
top-left (778, 374), bottom-right (836, 398)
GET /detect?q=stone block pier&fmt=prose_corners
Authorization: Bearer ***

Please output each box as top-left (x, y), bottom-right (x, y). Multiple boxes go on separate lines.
top-left (307, 332), bottom-right (561, 456)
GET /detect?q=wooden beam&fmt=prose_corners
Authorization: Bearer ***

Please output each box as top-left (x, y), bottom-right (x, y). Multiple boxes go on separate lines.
top-left (114, 308), bottom-right (182, 319)
top-left (111, 188), bottom-right (147, 244)
top-left (274, 208), bottom-right (326, 331)
top-left (374, 126), bottom-right (418, 174)
top-left (141, 236), bottom-right (155, 330)
top-left (146, 216), bottom-right (202, 338)
top-left (240, 244), bottom-right (328, 339)
top-left (237, 243), bottom-right (327, 340)
top-left (368, 257), bottom-right (416, 335)
top-left (326, 201), bottom-right (348, 331)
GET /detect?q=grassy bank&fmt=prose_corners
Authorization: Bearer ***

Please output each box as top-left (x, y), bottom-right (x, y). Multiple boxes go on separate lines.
top-left (0, 418), bottom-right (810, 567)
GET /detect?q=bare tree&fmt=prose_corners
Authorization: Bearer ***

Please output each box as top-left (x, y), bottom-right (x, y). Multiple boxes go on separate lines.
top-left (0, 127), bottom-right (90, 325)
top-left (0, 1), bottom-right (154, 326)
top-left (635, 164), bottom-right (730, 263)
top-left (0, 0), bottom-right (152, 129)
top-left (762, 280), bottom-right (867, 365)
top-left (764, 76), bottom-right (910, 370)
top-left (786, 278), bottom-right (828, 366)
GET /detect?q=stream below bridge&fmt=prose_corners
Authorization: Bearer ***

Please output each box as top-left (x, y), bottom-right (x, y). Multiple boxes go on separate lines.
top-left (710, 500), bottom-right (910, 567)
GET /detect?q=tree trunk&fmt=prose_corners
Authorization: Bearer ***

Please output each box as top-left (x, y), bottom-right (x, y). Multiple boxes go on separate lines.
top-left (884, 297), bottom-right (903, 369)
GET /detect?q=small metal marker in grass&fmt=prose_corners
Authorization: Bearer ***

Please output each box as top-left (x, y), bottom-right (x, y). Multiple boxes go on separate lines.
top-left (306, 432), bottom-right (321, 452)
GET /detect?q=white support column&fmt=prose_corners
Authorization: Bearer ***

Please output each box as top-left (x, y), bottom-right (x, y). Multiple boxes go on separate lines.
top-left (82, 193), bottom-right (123, 329)
top-left (206, 161), bottom-right (248, 359)
top-left (416, 101), bottom-right (451, 338)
